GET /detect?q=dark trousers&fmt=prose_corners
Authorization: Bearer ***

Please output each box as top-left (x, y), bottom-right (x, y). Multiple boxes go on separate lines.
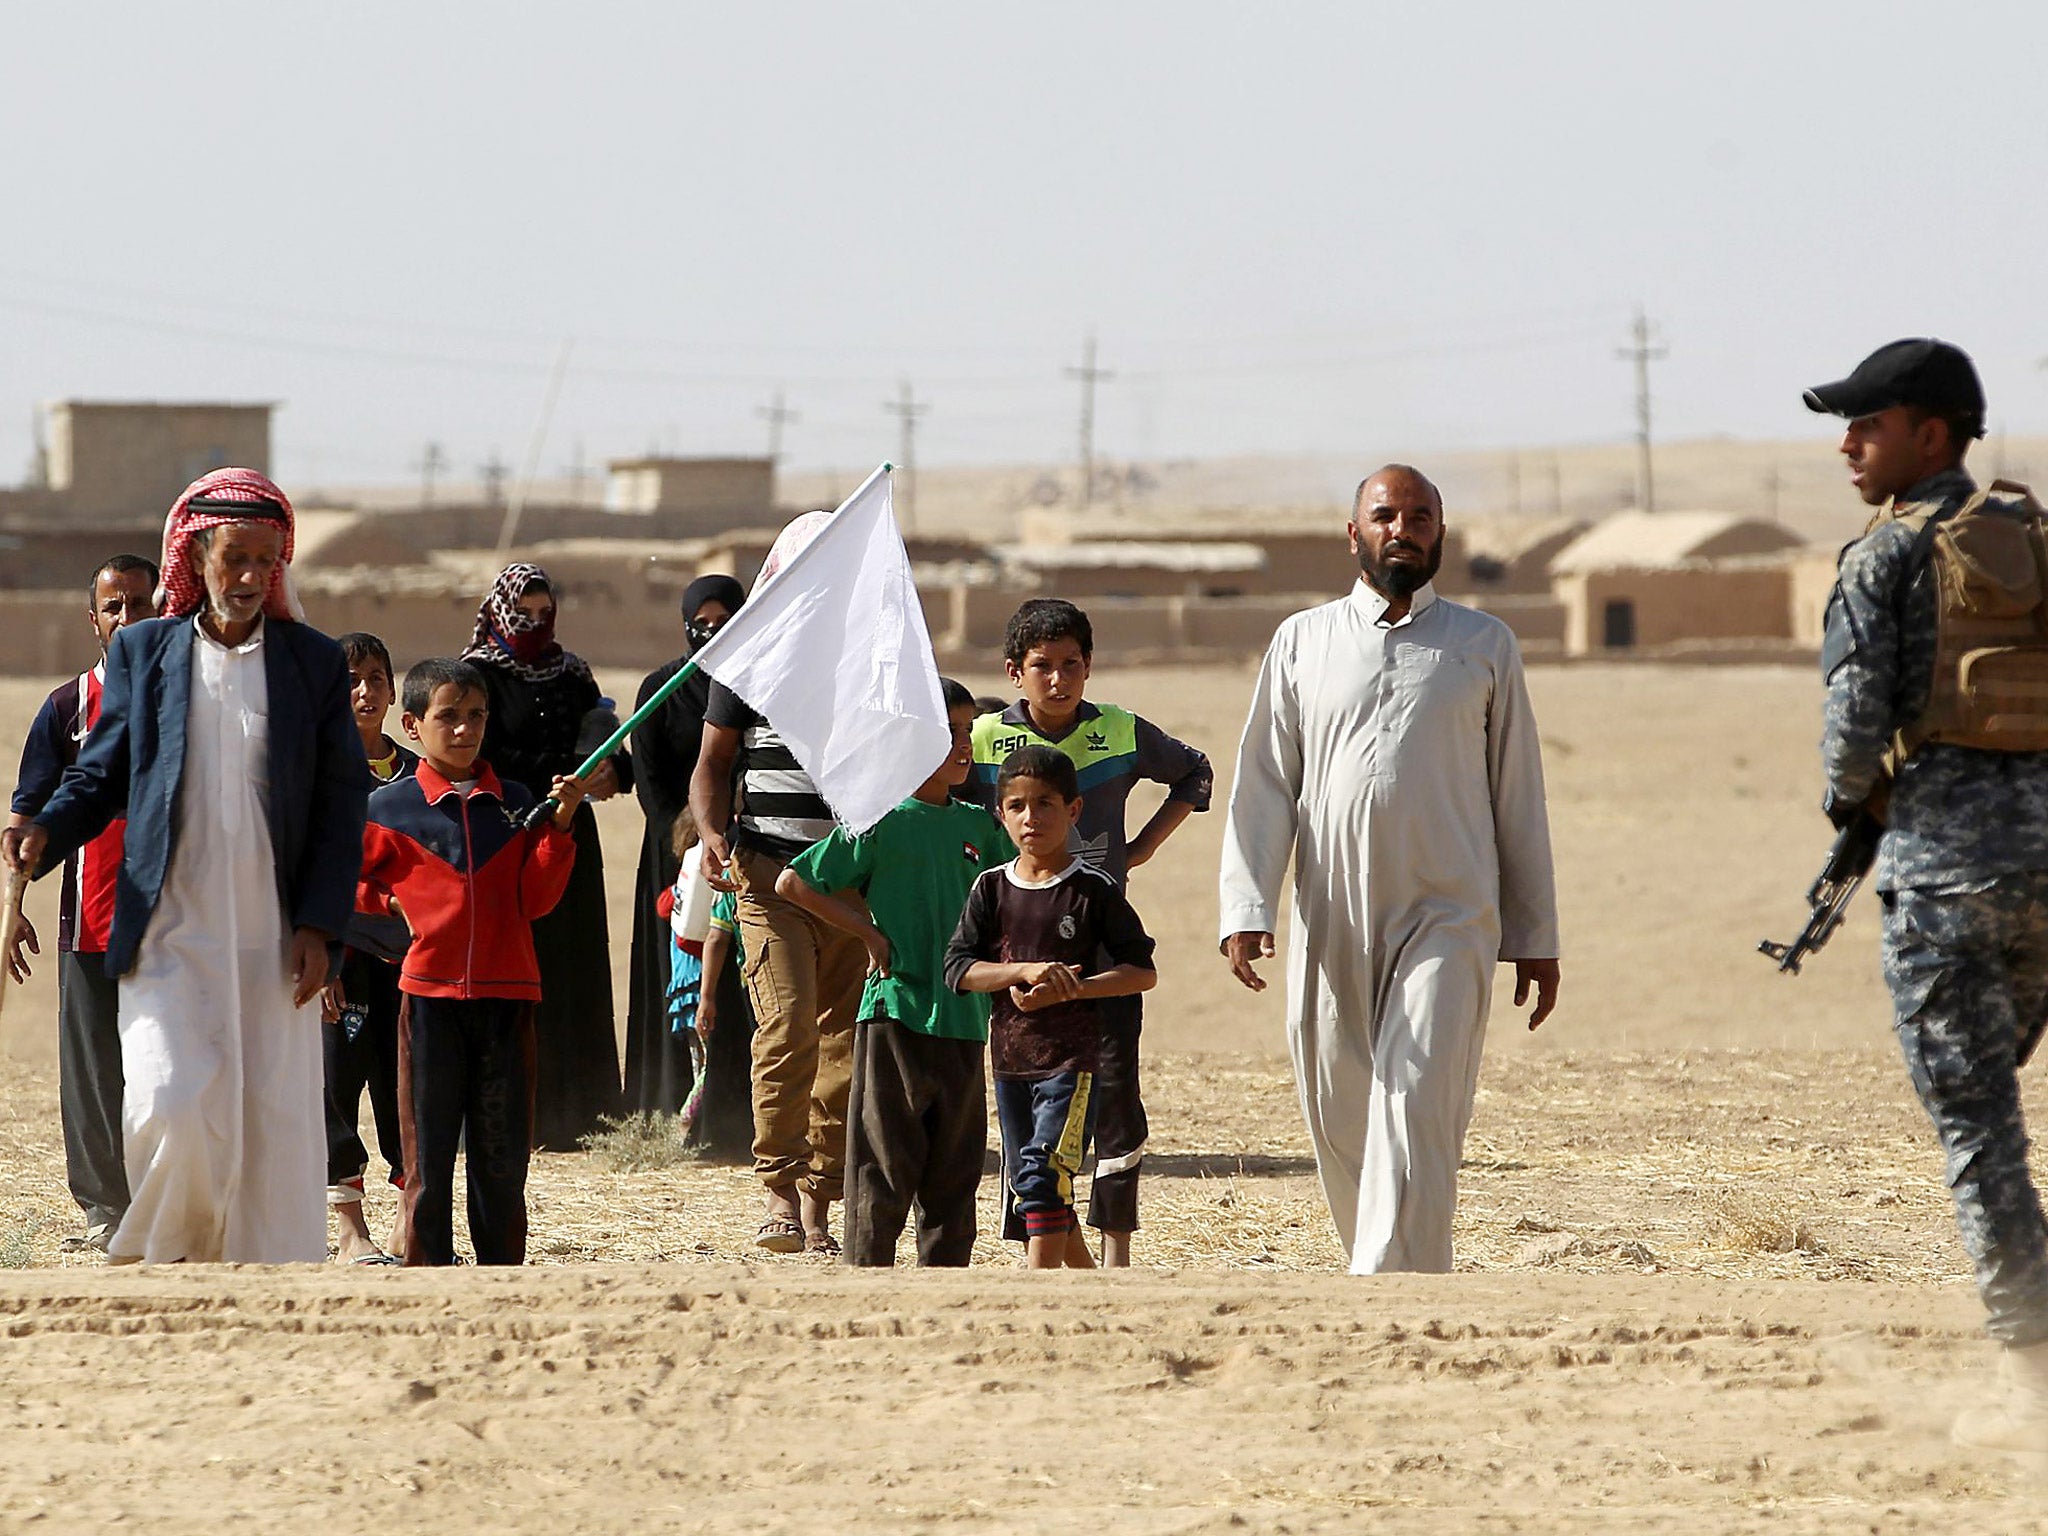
top-left (397, 995), bottom-right (536, 1267)
top-left (996, 1070), bottom-right (1095, 1240)
top-left (843, 1018), bottom-right (986, 1267)
top-left (1086, 1003), bottom-right (1146, 1233)
top-left (57, 950), bottom-right (127, 1230)
top-left (1883, 874), bottom-right (2048, 1345)
top-left (323, 952), bottom-right (405, 1195)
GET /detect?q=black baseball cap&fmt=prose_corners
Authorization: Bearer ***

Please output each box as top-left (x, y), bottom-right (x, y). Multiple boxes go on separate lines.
top-left (1803, 338), bottom-right (1986, 437)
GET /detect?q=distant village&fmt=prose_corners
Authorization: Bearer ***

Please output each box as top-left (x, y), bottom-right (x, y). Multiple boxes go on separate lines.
top-left (0, 400), bottom-right (1836, 677)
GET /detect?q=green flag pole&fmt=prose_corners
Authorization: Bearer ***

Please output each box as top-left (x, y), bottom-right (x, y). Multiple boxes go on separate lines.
top-left (521, 659), bottom-right (700, 829)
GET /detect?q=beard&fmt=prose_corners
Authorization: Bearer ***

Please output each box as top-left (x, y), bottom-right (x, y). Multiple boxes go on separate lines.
top-left (1360, 534), bottom-right (1443, 598)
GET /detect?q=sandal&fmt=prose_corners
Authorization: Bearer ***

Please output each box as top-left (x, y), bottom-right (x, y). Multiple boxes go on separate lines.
top-left (804, 1229), bottom-right (841, 1258)
top-left (755, 1215), bottom-right (805, 1254)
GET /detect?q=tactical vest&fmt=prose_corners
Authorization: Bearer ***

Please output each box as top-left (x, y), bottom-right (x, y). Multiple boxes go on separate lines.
top-left (1885, 479), bottom-right (2048, 756)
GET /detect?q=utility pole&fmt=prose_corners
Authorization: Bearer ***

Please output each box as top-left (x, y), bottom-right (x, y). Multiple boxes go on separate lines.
top-left (1549, 454), bottom-right (1563, 518)
top-left (881, 380), bottom-right (931, 533)
top-left (1616, 305), bottom-right (1667, 512)
top-left (757, 389), bottom-right (800, 462)
top-left (415, 441), bottom-right (447, 509)
top-left (479, 452), bottom-right (508, 509)
top-left (1065, 330), bottom-right (1114, 509)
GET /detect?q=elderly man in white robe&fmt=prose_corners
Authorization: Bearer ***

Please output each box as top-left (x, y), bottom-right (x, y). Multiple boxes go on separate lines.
top-left (1219, 464), bottom-right (1560, 1274)
top-left (4, 469), bottom-right (368, 1265)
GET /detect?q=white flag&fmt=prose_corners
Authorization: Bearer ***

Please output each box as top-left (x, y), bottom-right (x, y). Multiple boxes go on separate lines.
top-left (689, 465), bottom-right (948, 835)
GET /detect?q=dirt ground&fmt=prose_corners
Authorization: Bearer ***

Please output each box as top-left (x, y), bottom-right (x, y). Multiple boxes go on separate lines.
top-left (6, 657), bottom-right (2048, 1530)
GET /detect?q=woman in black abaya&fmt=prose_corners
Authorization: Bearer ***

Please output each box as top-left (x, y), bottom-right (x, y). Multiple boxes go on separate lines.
top-left (464, 564), bottom-right (631, 1150)
top-left (622, 574), bottom-right (755, 1154)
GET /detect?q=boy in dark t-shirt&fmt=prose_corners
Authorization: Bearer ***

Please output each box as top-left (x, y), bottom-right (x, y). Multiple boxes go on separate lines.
top-left (775, 680), bottom-right (1011, 1266)
top-left (965, 598), bottom-right (1210, 1266)
top-left (945, 746), bottom-right (1156, 1270)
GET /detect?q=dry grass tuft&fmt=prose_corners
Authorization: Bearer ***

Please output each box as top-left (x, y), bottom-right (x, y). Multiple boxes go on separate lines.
top-left (0, 1213), bottom-right (45, 1269)
top-left (1699, 1188), bottom-right (1824, 1255)
top-left (581, 1113), bottom-right (695, 1175)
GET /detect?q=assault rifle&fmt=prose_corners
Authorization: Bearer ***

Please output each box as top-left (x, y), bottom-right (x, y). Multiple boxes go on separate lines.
top-left (1757, 808), bottom-right (1885, 975)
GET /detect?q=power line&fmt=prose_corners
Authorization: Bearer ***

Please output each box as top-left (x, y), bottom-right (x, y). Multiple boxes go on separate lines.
top-left (881, 380), bottom-right (931, 533)
top-left (1616, 304), bottom-right (1667, 512)
top-left (1065, 331), bottom-right (1115, 510)
top-left (497, 340), bottom-right (575, 554)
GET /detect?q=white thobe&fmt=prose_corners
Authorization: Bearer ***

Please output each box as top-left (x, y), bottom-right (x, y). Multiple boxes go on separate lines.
top-left (1218, 581), bottom-right (1558, 1274)
top-left (109, 619), bottom-right (326, 1264)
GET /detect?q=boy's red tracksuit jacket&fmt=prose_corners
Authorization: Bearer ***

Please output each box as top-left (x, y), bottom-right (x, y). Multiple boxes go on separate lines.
top-left (355, 760), bottom-right (576, 1000)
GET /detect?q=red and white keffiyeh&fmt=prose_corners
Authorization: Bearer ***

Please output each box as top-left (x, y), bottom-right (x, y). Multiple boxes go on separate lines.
top-left (155, 467), bottom-right (304, 621)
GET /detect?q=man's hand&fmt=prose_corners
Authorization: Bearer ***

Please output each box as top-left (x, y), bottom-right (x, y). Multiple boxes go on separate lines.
top-left (1510, 958), bottom-right (1560, 1031)
top-left (290, 927), bottom-right (331, 1010)
top-left (319, 976), bottom-right (347, 1025)
top-left (4, 911), bottom-right (39, 985)
top-left (1223, 931), bottom-right (1275, 992)
top-left (859, 926), bottom-right (892, 979)
top-left (700, 827), bottom-right (737, 892)
top-left (2, 824), bottom-right (48, 878)
top-left (696, 992), bottom-right (719, 1040)
top-left (583, 759), bottom-right (621, 803)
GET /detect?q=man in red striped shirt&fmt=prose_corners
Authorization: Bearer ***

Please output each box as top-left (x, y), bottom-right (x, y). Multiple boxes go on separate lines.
top-left (6, 555), bottom-right (159, 1253)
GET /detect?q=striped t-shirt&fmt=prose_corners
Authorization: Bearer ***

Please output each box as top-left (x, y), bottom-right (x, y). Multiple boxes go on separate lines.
top-left (705, 681), bottom-right (836, 860)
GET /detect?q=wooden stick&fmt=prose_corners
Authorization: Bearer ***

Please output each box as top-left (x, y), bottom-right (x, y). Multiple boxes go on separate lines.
top-left (0, 866), bottom-right (25, 1018)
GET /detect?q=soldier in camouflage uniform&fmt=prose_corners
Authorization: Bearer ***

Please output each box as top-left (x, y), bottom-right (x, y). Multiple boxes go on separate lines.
top-left (1812, 338), bottom-right (2048, 1451)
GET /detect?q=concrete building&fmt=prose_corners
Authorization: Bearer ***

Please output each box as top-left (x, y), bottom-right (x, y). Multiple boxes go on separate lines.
top-left (1014, 508), bottom-right (1473, 598)
top-left (0, 400), bottom-right (274, 586)
top-left (37, 401), bottom-right (272, 525)
top-left (1548, 511), bottom-right (1807, 654)
top-left (603, 456), bottom-right (777, 535)
top-left (995, 541), bottom-right (1266, 599)
top-left (1464, 517), bottom-right (1593, 593)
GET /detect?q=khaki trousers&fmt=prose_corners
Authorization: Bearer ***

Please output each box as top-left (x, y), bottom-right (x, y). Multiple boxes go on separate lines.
top-left (734, 846), bottom-right (868, 1200)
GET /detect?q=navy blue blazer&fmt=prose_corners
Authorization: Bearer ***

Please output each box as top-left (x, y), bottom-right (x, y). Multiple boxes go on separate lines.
top-left (34, 615), bottom-right (373, 977)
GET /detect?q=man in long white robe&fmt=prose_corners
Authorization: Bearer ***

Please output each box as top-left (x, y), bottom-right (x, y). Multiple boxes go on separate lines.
top-left (6, 469), bottom-right (368, 1264)
top-left (114, 617), bottom-right (327, 1262)
top-left (1218, 465), bottom-right (1559, 1274)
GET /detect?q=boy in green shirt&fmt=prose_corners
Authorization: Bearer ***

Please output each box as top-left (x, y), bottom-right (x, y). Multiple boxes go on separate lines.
top-left (776, 680), bottom-right (1011, 1265)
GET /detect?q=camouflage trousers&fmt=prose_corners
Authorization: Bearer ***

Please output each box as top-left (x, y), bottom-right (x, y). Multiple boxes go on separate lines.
top-left (1883, 871), bottom-right (2048, 1345)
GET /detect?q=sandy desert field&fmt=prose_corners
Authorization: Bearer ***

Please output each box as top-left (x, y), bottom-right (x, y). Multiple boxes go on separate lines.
top-left (5, 655), bottom-right (2048, 1531)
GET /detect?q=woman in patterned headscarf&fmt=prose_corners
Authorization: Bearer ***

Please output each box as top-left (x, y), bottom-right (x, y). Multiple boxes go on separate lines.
top-left (463, 564), bottom-right (631, 1149)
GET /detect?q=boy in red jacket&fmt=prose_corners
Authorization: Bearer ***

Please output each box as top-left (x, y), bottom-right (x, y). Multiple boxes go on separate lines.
top-left (356, 658), bottom-right (586, 1266)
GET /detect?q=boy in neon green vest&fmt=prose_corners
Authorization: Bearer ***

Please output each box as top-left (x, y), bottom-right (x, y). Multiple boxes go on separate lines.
top-left (967, 599), bottom-right (1212, 1265)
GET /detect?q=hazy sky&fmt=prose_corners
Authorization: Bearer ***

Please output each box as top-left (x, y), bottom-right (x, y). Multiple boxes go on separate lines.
top-left (4, 2), bottom-right (2045, 494)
